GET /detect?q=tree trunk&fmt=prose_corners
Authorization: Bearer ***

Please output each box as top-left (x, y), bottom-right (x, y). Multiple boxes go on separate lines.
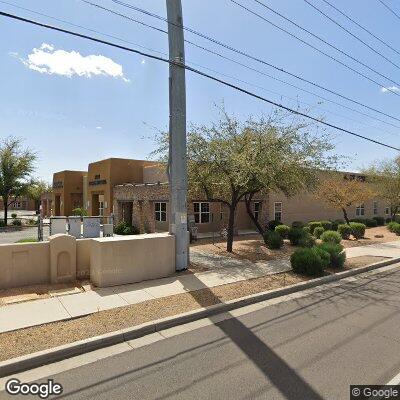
top-left (342, 207), bottom-right (350, 224)
top-left (3, 198), bottom-right (8, 226)
top-left (226, 204), bottom-right (236, 253)
top-left (392, 206), bottom-right (399, 222)
top-left (244, 194), bottom-right (264, 236)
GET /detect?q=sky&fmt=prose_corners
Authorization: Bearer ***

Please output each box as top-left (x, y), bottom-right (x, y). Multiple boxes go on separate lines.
top-left (1, 0), bottom-right (400, 181)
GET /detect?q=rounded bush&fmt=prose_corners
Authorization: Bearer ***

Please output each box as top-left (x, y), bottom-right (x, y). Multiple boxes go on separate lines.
top-left (298, 232), bottom-right (316, 248)
top-left (313, 226), bottom-right (325, 239)
top-left (392, 224), bottom-right (400, 236)
top-left (387, 221), bottom-right (400, 232)
top-left (291, 221), bottom-right (304, 229)
top-left (274, 224), bottom-right (290, 239)
top-left (349, 222), bottom-right (366, 239)
top-left (331, 219), bottom-right (344, 231)
top-left (266, 220), bottom-right (282, 231)
top-left (288, 227), bottom-right (305, 246)
top-left (308, 221), bottom-right (323, 234)
top-left (11, 219), bottom-right (22, 226)
top-left (0, 220), bottom-right (5, 228)
top-left (386, 218), bottom-right (392, 224)
top-left (114, 221), bottom-right (139, 235)
top-left (265, 231), bottom-right (284, 249)
top-left (290, 247), bottom-right (328, 276)
top-left (11, 213), bottom-right (17, 219)
top-left (365, 218), bottom-right (378, 228)
top-left (302, 226), bottom-right (311, 235)
top-left (350, 218), bottom-right (367, 224)
top-left (320, 230), bottom-right (342, 244)
top-left (338, 224), bottom-right (352, 240)
top-left (373, 216), bottom-right (385, 226)
top-left (320, 220), bottom-right (333, 231)
top-left (317, 243), bottom-right (346, 268)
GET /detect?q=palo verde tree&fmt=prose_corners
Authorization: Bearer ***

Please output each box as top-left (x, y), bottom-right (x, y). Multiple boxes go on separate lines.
top-left (0, 137), bottom-right (37, 225)
top-left (152, 108), bottom-right (337, 252)
top-left (364, 157), bottom-right (400, 221)
top-left (315, 174), bottom-right (376, 224)
top-left (27, 180), bottom-right (52, 213)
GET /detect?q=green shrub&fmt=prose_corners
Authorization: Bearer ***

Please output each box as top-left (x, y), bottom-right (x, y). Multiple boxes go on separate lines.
top-left (349, 222), bottom-right (366, 239)
top-left (387, 221), bottom-right (399, 232)
top-left (317, 243), bottom-right (346, 268)
top-left (266, 220), bottom-right (282, 231)
top-left (302, 226), bottom-right (311, 235)
top-left (27, 218), bottom-right (38, 226)
top-left (11, 219), bottom-right (22, 226)
top-left (114, 221), bottom-right (139, 235)
top-left (290, 247), bottom-right (328, 276)
top-left (338, 224), bottom-right (352, 239)
top-left (274, 224), bottom-right (290, 239)
top-left (288, 228), bottom-right (305, 246)
top-left (332, 219), bottom-right (344, 231)
top-left (16, 238), bottom-right (38, 243)
top-left (392, 224), bottom-right (400, 236)
top-left (0, 220), bottom-right (5, 228)
top-left (373, 216), bottom-right (385, 226)
top-left (11, 213), bottom-right (17, 219)
top-left (320, 230), bottom-right (342, 244)
top-left (350, 218), bottom-right (366, 224)
top-left (72, 207), bottom-right (88, 217)
top-left (313, 226), bottom-right (325, 239)
top-left (298, 233), bottom-right (316, 248)
top-left (265, 231), bottom-right (284, 249)
top-left (320, 221), bottom-right (333, 231)
top-left (291, 221), bottom-right (304, 229)
top-left (365, 218), bottom-right (378, 228)
top-left (386, 218), bottom-right (392, 224)
top-left (308, 221), bottom-right (323, 234)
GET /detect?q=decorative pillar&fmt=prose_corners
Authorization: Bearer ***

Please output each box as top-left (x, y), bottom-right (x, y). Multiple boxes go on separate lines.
top-left (143, 200), bottom-right (156, 233)
top-left (132, 200), bottom-right (142, 231)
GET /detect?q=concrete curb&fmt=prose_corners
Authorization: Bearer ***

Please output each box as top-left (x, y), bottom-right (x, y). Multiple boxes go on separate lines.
top-left (1, 256), bottom-right (399, 377)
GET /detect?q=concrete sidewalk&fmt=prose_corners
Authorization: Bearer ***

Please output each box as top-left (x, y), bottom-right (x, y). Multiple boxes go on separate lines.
top-left (1, 241), bottom-right (400, 334)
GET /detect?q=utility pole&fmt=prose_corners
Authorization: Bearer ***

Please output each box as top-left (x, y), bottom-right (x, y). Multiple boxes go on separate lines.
top-left (166, 0), bottom-right (188, 271)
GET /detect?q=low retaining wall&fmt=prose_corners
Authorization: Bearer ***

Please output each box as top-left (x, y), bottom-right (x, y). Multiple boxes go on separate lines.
top-left (90, 233), bottom-right (175, 287)
top-left (0, 234), bottom-right (176, 289)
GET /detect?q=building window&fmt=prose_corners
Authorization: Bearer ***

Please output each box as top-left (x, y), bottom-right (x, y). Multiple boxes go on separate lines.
top-left (253, 202), bottom-right (261, 221)
top-left (385, 207), bottom-right (390, 216)
top-left (94, 174), bottom-right (100, 180)
top-left (194, 202), bottom-right (210, 223)
top-left (356, 203), bottom-right (365, 216)
top-left (14, 201), bottom-right (21, 209)
top-left (373, 201), bottom-right (378, 215)
top-left (274, 202), bottom-right (282, 222)
top-left (155, 202), bottom-right (167, 222)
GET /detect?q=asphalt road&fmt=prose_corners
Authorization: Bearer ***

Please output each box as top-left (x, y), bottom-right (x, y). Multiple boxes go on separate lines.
top-left (2, 267), bottom-right (400, 400)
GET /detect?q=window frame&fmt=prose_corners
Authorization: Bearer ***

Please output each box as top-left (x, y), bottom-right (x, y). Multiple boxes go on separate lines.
top-left (274, 202), bottom-right (282, 222)
top-left (373, 201), bottom-right (378, 215)
top-left (253, 202), bottom-right (261, 221)
top-left (355, 203), bottom-right (365, 217)
top-left (155, 202), bottom-right (167, 222)
top-left (193, 202), bottom-right (210, 224)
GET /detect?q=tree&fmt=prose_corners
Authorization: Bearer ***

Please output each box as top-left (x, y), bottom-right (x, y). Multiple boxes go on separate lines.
top-left (152, 108), bottom-right (336, 252)
top-left (364, 157), bottom-right (400, 221)
top-left (0, 137), bottom-right (37, 225)
top-left (315, 174), bottom-right (376, 223)
top-left (27, 180), bottom-right (52, 213)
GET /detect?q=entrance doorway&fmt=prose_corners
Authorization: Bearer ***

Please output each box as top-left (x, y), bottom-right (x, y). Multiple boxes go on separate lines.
top-left (54, 195), bottom-right (61, 216)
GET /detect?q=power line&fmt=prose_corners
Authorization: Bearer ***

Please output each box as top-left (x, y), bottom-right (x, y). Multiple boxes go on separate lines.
top-left (85, 0), bottom-right (400, 124)
top-left (377, 0), bottom-right (400, 20)
top-left (5, 0), bottom-right (399, 132)
top-left (1, 10), bottom-right (398, 151)
top-left (5, 0), bottom-right (398, 132)
top-left (304, 0), bottom-right (400, 72)
top-left (317, 0), bottom-right (400, 57)
top-left (245, 0), bottom-right (400, 88)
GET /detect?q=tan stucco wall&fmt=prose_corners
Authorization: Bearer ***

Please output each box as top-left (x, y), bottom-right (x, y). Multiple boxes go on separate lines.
top-left (90, 233), bottom-right (175, 287)
top-left (0, 242), bottom-right (50, 289)
top-left (76, 238), bottom-right (92, 279)
top-left (52, 170), bottom-right (87, 216)
top-left (143, 164), bottom-right (168, 184)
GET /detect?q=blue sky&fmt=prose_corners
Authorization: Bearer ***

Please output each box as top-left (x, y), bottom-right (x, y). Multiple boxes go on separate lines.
top-left (1, 0), bottom-right (400, 181)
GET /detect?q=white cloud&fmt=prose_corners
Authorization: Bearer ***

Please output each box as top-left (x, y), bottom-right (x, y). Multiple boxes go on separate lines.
top-left (21, 43), bottom-right (129, 82)
top-left (96, 126), bottom-right (102, 130)
top-left (381, 86), bottom-right (400, 93)
top-left (141, 59), bottom-right (146, 65)
top-left (8, 51), bottom-right (18, 58)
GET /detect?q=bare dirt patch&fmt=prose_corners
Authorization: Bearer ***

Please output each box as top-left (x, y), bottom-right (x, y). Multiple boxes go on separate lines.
top-left (341, 226), bottom-right (399, 248)
top-left (345, 256), bottom-right (389, 269)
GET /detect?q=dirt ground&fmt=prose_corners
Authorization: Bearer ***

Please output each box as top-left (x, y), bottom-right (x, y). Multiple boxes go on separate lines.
top-left (191, 226), bottom-right (399, 263)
